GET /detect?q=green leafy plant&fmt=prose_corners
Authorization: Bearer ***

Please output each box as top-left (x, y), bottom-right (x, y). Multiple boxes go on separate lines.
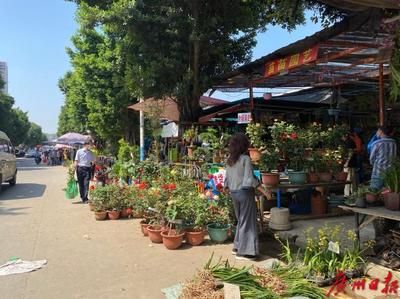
top-left (183, 125), bottom-right (198, 146)
top-left (246, 123), bottom-right (265, 149)
top-left (382, 158), bottom-right (400, 193)
top-left (259, 148), bottom-right (280, 172)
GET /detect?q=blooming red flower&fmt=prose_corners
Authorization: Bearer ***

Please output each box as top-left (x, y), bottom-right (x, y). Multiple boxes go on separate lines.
top-left (169, 183), bottom-right (176, 190)
top-left (90, 185), bottom-right (95, 191)
top-left (290, 133), bottom-right (297, 139)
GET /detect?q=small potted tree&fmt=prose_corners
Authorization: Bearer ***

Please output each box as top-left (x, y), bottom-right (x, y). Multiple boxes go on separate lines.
top-left (183, 126), bottom-right (198, 158)
top-left (90, 186), bottom-right (109, 221)
top-left (245, 123), bottom-right (265, 162)
top-left (259, 148), bottom-right (280, 186)
top-left (206, 193), bottom-right (233, 243)
top-left (317, 154), bottom-right (333, 183)
top-left (106, 185), bottom-right (123, 220)
top-left (287, 154), bottom-right (307, 185)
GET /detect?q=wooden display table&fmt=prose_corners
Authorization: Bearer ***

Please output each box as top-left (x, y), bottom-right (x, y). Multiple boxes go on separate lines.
top-left (338, 205), bottom-right (400, 243)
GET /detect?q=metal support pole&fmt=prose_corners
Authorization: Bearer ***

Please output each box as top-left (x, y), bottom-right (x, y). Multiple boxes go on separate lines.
top-left (249, 79), bottom-right (254, 121)
top-left (139, 98), bottom-right (145, 161)
top-left (379, 63), bottom-right (385, 126)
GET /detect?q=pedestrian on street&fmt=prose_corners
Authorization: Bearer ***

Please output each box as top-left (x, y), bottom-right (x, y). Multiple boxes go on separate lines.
top-left (224, 133), bottom-right (260, 261)
top-left (369, 126), bottom-right (397, 191)
top-left (75, 142), bottom-right (96, 203)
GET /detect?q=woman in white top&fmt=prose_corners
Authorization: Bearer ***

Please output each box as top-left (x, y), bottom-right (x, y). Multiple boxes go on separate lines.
top-left (224, 133), bottom-right (260, 261)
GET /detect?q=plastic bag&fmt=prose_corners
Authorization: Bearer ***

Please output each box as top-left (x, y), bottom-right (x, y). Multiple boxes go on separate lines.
top-left (65, 179), bottom-right (78, 199)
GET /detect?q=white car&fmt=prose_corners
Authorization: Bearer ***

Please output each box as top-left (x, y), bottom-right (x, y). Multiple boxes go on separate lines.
top-left (0, 131), bottom-right (17, 189)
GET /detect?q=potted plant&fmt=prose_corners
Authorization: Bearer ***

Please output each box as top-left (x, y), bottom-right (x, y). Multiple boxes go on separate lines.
top-left (259, 148), bottom-right (280, 186)
top-left (183, 126), bottom-right (198, 158)
top-left (305, 153), bottom-right (320, 183)
top-left (365, 187), bottom-right (381, 205)
top-left (120, 187), bottom-right (133, 218)
top-left (382, 159), bottom-right (400, 210)
top-left (287, 154), bottom-right (307, 185)
top-left (206, 193), bottom-right (233, 243)
top-left (104, 185), bottom-right (123, 220)
top-left (317, 154), bottom-right (332, 183)
top-left (345, 185), bottom-right (369, 208)
top-left (246, 123), bottom-right (265, 162)
top-left (331, 147), bottom-right (348, 182)
top-left (90, 185), bottom-right (110, 221)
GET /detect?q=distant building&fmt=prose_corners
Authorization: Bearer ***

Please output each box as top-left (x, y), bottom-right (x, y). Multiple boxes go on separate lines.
top-left (0, 61), bottom-right (8, 94)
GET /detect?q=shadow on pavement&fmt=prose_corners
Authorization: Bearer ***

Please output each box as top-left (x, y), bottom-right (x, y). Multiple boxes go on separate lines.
top-left (0, 183), bottom-right (46, 200)
top-left (0, 206), bottom-right (29, 216)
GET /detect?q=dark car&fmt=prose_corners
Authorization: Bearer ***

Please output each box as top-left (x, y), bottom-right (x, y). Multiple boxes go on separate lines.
top-left (15, 150), bottom-right (25, 157)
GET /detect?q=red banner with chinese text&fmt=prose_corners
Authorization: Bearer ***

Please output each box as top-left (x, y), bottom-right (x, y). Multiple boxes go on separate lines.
top-left (264, 45), bottom-right (319, 78)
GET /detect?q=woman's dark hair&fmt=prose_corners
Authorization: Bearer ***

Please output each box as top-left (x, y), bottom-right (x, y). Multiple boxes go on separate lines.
top-left (227, 133), bottom-right (250, 166)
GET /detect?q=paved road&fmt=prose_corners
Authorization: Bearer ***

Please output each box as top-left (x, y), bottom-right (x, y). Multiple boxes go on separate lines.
top-left (0, 158), bottom-right (241, 299)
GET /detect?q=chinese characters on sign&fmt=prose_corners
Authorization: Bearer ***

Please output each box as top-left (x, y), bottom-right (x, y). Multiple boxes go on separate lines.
top-left (264, 45), bottom-right (319, 78)
top-left (237, 112), bottom-right (252, 124)
top-left (327, 271), bottom-right (399, 297)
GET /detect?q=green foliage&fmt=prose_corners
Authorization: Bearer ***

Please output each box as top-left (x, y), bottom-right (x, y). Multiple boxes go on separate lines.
top-left (259, 148), bottom-right (280, 172)
top-left (382, 158), bottom-right (400, 193)
top-left (117, 139), bottom-right (139, 163)
top-left (246, 123), bottom-right (265, 149)
top-left (25, 123), bottom-right (47, 147)
top-left (90, 184), bottom-right (126, 211)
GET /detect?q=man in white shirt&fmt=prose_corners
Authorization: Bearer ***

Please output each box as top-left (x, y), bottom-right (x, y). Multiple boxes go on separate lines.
top-left (74, 141), bottom-right (96, 203)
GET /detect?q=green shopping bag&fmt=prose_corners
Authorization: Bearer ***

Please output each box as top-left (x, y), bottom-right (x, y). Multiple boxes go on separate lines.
top-left (65, 179), bottom-right (78, 199)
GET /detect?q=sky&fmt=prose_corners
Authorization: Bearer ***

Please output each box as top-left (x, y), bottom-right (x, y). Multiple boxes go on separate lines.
top-left (0, 1), bottom-right (322, 134)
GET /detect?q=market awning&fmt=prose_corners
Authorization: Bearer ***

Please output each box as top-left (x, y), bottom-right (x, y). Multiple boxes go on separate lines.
top-left (317, 0), bottom-right (400, 11)
top-left (128, 97), bottom-right (228, 122)
top-left (214, 10), bottom-right (393, 93)
top-left (56, 132), bottom-right (92, 144)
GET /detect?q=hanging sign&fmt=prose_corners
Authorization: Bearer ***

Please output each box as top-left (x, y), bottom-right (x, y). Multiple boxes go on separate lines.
top-left (237, 112), bottom-right (252, 124)
top-left (264, 45), bottom-right (319, 78)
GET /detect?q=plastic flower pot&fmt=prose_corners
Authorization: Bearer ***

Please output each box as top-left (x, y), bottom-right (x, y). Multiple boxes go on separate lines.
top-left (94, 211), bottom-right (107, 221)
top-left (161, 230), bottom-right (185, 250)
top-left (207, 223), bottom-right (230, 243)
top-left (248, 148), bottom-right (261, 162)
top-left (107, 210), bottom-right (121, 220)
top-left (147, 225), bottom-right (165, 243)
top-left (261, 173), bottom-right (279, 186)
top-left (120, 208), bottom-right (132, 218)
top-left (288, 171), bottom-right (307, 185)
top-left (140, 221), bottom-right (150, 236)
top-left (185, 229), bottom-right (205, 246)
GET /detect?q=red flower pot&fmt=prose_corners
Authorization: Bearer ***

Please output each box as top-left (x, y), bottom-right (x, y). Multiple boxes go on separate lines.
top-left (107, 210), bottom-right (121, 220)
top-left (185, 229), bottom-right (205, 246)
top-left (161, 230), bottom-right (185, 250)
top-left (140, 221), bottom-right (149, 236)
top-left (94, 211), bottom-right (107, 221)
top-left (335, 171), bottom-right (348, 182)
top-left (120, 208), bottom-right (132, 218)
top-left (308, 172), bottom-right (319, 184)
top-left (318, 172), bottom-right (332, 182)
top-left (147, 225), bottom-right (165, 243)
top-left (261, 173), bottom-right (280, 186)
top-left (248, 148), bottom-right (261, 162)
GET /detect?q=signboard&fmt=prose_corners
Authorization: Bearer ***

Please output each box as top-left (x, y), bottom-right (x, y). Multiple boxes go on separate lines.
top-left (264, 45), bottom-right (319, 78)
top-left (237, 112), bottom-right (252, 124)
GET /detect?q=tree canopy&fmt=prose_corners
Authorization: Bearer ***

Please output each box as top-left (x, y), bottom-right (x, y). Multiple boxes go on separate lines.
top-left (0, 77), bottom-right (46, 146)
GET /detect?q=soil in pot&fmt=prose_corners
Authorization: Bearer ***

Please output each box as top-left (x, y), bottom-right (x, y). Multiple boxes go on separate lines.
top-left (161, 230), bottom-right (185, 249)
top-left (94, 211), bottom-right (108, 221)
top-left (335, 171), bottom-right (348, 182)
top-left (185, 229), bottom-right (205, 246)
top-left (261, 173), bottom-right (279, 186)
top-left (120, 207), bottom-right (132, 218)
top-left (147, 225), bottom-right (165, 243)
top-left (207, 223), bottom-right (230, 243)
top-left (248, 148), bottom-right (261, 162)
top-left (107, 210), bottom-right (121, 220)
top-left (140, 221), bottom-right (150, 236)
top-left (308, 172), bottom-right (319, 184)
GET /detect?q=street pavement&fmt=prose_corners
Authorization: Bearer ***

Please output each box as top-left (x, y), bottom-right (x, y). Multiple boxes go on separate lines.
top-left (0, 158), bottom-right (240, 299)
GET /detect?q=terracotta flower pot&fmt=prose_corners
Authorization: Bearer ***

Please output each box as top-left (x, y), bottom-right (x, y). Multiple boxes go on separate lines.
top-left (120, 207), bottom-right (133, 218)
top-left (311, 191), bottom-right (326, 215)
top-left (94, 211), bottom-right (107, 221)
top-left (248, 148), bottom-right (261, 162)
top-left (140, 221), bottom-right (149, 236)
top-left (107, 210), bottom-right (121, 220)
top-left (318, 172), bottom-right (332, 182)
top-left (185, 229), bottom-right (205, 246)
top-left (308, 172), bottom-right (319, 184)
top-left (161, 230), bottom-right (185, 250)
top-left (335, 171), bottom-right (348, 182)
top-left (147, 225), bottom-right (165, 243)
top-left (261, 173), bottom-right (279, 186)
top-left (366, 193), bottom-right (378, 204)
